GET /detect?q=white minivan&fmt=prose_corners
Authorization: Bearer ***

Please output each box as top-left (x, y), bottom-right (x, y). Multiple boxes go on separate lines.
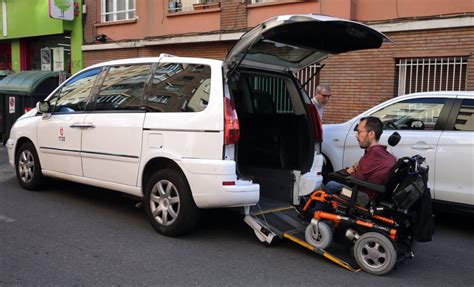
top-left (6, 14), bottom-right (389, 236)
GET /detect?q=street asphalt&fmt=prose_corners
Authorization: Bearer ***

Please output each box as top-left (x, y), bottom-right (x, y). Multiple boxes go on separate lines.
top-left (0, 146), bottom-right (473, 286)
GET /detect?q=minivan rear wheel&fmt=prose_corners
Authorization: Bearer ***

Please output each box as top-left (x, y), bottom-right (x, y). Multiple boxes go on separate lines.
top-left (15, 142), bottom-right (44, 190)
top-left (144, 168), bottom-right (200, 236)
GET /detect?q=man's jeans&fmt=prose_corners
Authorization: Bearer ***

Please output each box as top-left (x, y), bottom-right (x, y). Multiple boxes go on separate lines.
top-left (310, 180), bottom-right (369, 212)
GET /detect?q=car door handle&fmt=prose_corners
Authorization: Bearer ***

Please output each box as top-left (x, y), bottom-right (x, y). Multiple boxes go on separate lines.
top-left (70, 123), bottom-right (95, 129)
top-left (411, 143), bottom-right (434, 150)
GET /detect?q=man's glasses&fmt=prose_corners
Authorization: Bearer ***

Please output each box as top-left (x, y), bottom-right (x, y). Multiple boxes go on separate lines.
top-left (319, 93), bottom-right (331, 98)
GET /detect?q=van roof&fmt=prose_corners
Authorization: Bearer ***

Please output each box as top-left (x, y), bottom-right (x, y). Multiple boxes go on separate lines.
top-left (87, 56), bottom-right (224, 70)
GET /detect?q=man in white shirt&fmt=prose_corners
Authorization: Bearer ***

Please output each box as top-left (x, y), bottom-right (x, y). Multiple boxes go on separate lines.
top-left (311, 85), bottom-right (331, 120)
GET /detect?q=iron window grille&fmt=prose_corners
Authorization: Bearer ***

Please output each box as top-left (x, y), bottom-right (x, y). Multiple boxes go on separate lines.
top-left (396, 57), bottom-right (468, 96)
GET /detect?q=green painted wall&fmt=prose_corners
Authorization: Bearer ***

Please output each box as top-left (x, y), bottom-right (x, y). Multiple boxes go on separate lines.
top-left (71, 1), bottom-right (83, 73)
top-left (71, 14), bottom-right (84, 74)
top-left (11, 39), bottom-right (19, 72)
top-left (1, 0), bottom-right (65, 40)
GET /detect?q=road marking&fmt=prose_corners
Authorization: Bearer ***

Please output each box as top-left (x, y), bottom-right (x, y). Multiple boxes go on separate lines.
top-left (0, 214), bottom-right (16, 223)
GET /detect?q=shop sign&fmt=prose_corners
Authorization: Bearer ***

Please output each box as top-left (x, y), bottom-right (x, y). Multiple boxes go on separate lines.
top-left (53, 47), bottom-right (64, 72)
top-left (49, 0), bottom-right (74, 21)
top-left (41, 48), bottom-right (52, 71)
top-left (9, 96), bottom-right (15, 114)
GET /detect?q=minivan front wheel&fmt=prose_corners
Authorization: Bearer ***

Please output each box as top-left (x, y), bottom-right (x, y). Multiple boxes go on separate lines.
top-left (15, 142), bottom-right (44, 190)
top-left (144, 168), bottom-right (200, 236)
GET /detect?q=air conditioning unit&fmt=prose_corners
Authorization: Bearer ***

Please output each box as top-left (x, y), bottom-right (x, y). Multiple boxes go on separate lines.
top-left (250, 0), bottom-right (265, 4)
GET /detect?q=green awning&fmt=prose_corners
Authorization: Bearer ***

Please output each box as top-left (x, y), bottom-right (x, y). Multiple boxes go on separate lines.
top-left (0, 71), bottom-right (59, 96)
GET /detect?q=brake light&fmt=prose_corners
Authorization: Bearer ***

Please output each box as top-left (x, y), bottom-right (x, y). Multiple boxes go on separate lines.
top-left (307, 103), bottom-right (323, 142)
top-left (224, 97), bottom-right (240, 145)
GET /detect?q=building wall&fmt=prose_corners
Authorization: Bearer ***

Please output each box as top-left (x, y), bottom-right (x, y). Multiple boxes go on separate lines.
top-left (85, 0), bottom-right (221, 44)
top-left (84, 25), bottom-right (474, 124)
top-left (82, 1), bottom-right (474, 124)
top-left (83, 41), bottom-right (233, 68)
top-left (351, 0), bottom-right (474, 22)
top-left (321, 26), bottom-right (474, 124)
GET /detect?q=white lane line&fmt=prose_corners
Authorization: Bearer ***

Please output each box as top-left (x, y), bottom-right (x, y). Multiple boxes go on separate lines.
top-left (0, 214), bottom-right (16, 223)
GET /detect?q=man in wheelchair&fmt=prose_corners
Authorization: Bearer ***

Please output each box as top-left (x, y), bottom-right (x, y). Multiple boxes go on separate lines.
top-left (302, 116), bottom-right (433, 275)
top-left (313, 116), bottom-right (396, 211)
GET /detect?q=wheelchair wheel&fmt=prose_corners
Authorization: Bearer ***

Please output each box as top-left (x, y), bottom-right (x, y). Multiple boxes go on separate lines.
top-left (354, 232), bottom-right (397, 275)
top-left (305, 221), bottom-right (333, 249)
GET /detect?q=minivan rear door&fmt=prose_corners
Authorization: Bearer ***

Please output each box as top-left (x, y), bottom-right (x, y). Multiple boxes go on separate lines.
top-left (224, 14), bottom-right (390, 75)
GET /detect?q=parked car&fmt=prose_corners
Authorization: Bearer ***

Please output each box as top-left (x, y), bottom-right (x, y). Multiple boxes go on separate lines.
top-left (322, 91), bottom-right (474, 214)
top-left (5, 14), bottom-right (389, 236)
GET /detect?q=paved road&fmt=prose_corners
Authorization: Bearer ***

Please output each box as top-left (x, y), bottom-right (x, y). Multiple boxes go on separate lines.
top-left (1, 147), bottom-right (473, 286)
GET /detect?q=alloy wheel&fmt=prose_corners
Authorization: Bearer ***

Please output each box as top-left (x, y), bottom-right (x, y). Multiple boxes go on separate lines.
top-left (18, 150), bottom-right (35, 183)
top-left (149, 179), bottom-right (180, 226)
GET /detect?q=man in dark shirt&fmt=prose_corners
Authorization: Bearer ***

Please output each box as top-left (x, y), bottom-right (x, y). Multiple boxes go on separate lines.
top-left (320, 116), bottom-right (396, 207)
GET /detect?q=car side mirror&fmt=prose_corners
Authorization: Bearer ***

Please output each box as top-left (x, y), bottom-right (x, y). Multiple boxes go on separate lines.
top-left (36, 101), bottom-right (50, 113)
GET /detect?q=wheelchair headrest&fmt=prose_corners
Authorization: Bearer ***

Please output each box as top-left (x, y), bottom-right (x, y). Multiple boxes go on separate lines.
top-left (388, 132), bottom-right (401, 147)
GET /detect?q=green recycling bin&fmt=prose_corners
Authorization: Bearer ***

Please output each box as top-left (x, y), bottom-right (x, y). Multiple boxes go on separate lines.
top-left (0, 71), bottom-right (61, 144)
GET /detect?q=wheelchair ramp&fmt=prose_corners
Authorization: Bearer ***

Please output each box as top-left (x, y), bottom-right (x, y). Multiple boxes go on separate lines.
top-left (244, 200), bottom-right (360, 272)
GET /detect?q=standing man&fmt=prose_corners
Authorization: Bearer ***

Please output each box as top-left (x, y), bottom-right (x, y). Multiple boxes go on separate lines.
top-left (312, 85), bottom-right (332, 120)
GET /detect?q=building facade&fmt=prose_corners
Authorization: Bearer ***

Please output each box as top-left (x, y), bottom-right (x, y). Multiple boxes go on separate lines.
top-left (83, 0), bottom-right (474, 123)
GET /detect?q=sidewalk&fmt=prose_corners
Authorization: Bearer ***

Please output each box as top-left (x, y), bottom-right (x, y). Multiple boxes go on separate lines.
top-left (0, 145), bottom-right (15, 181)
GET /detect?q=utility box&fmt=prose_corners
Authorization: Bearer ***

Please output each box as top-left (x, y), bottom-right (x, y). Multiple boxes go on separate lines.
top-left (0, 71), bottom-right (60, 144)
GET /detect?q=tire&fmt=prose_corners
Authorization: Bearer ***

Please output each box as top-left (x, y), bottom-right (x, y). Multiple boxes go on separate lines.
top-left (305, 221), bottom-right (333, 249)
top-left (15, 142), bottom-right (44, 191)
top-left (144, 168), bottom-right (200, 237)
top-left (354, 232), bottom-right (397, 275)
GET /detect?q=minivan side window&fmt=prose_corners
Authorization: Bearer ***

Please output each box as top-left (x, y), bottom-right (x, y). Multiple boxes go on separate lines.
top-left (92, 64), bottom-right (151, 111)
top-left (454, 99), bottom-right (474, 131)
top-left (370, 98), bottom-right (447, 130)
top-left (52, 68), bottom-right (101, 113)
top-left (145, 63), bottom-right (211, 113)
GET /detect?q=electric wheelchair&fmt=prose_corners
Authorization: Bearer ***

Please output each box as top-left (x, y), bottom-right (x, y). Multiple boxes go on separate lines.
top-left (302, 133), bottom-right (434, 275)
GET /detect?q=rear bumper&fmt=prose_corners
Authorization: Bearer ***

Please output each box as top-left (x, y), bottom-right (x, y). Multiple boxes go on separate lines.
top-left (181, 158), bottom-right (259, 208)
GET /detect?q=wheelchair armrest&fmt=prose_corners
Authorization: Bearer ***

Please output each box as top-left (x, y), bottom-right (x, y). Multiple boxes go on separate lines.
top-left (346, 176), bottom-right (386, 193)
top-left (327, 170), bottom-right (351, 186)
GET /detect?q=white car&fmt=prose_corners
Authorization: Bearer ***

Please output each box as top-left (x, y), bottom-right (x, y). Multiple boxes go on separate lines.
top-left (6, 14), bottom-right (390, 236)
top-left (322, 91), bottom-right (474, 213)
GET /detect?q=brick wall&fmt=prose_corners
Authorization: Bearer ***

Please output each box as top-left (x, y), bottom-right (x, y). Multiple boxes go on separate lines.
top-left (84, 0), bottom-right (98, 44)
top-left (83, 41), bottom-right (235, 67)
top-left (320, 26), bottom-right (474, 124)
top-left (220, 0), bottom-right (247, 31)
top-left (83, 26), bottom-right (474, 124)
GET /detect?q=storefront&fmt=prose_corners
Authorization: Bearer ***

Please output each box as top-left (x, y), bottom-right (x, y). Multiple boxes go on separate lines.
top-left (0, 0), bottom-right (83, 75)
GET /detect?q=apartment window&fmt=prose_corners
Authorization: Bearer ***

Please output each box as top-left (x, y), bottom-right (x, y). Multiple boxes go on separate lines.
top-left (168, 0), bottom-right (220, 13)
top-left (101, 0), bottom-right (136, 22)
top-left (396, 57), bottom-right (468, 96)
